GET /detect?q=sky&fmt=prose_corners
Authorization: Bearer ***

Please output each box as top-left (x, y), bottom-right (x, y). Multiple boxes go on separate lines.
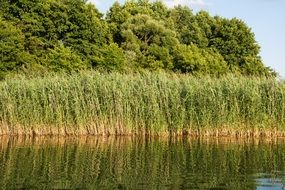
top-left (89, 0), bottom-right (285, 77)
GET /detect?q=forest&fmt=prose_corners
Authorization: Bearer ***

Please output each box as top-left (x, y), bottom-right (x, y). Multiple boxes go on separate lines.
top-left (0, 0), bottom-right (276, 80)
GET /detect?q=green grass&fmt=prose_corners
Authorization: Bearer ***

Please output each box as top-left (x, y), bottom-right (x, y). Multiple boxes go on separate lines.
top-left (1, 71), bottom-right (285, 136)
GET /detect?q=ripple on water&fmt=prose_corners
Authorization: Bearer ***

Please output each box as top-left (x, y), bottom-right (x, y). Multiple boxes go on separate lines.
top-left (1, 137), bottom-right (285, 189)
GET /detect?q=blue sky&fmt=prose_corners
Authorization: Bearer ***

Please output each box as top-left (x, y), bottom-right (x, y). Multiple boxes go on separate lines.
top-left (89, 0), bottom-right (285, 77)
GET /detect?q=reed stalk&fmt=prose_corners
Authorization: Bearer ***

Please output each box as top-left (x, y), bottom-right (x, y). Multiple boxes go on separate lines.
top-left (0, 71), bottom-right (285, 136)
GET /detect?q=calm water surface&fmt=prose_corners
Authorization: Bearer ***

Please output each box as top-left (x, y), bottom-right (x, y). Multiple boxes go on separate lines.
top-left (1, 137), bottom-right (285, 189)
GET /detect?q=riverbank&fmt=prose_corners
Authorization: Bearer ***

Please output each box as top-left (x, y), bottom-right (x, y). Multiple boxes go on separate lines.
top-left (1, 72), bottom-right (285, 137)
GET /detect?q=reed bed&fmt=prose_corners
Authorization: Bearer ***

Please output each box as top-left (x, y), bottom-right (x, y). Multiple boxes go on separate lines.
top-left (0, 71), bottom-right (285, 136)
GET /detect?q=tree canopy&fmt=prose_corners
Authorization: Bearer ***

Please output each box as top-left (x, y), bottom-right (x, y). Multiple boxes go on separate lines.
top-left (0, 0), bottom-right (276, 78)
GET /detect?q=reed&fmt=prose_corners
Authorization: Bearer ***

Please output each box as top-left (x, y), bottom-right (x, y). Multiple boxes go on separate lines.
top-left (0, 71), bottom-right (285, 136)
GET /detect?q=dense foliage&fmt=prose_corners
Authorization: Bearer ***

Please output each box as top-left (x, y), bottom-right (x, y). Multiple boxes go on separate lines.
top-left (1, 71), bottom-right (285, 136)
top-left (0, 0), bottom-right (276, 78)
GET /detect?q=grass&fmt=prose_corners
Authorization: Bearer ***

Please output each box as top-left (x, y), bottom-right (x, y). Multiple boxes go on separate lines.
top-left (0, 71), bottom-right (285, 136)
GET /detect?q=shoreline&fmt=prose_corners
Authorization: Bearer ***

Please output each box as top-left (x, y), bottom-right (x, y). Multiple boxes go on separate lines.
top-left (1, 125), bottom-right (285, 138)
top-left (1, 134), bottom-right (285, 148)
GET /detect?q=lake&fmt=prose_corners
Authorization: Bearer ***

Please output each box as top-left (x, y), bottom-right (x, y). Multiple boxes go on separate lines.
top-left (0, 137), bottom-right (285, 189)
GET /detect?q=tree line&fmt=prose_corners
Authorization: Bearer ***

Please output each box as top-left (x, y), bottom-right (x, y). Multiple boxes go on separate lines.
top-left (0, 0), bottom-right (276, 79)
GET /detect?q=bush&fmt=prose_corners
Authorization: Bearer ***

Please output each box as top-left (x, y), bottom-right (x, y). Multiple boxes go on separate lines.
top-left (173, 44), bottom-right (228, 75)
top-left (43, 43), bottom-right (88, 72)
top-left (92, 43), bottom-right (126, 71)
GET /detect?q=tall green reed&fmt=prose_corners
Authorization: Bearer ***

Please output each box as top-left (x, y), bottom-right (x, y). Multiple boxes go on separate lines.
top-left (0, 71), bottom-right (285, 136)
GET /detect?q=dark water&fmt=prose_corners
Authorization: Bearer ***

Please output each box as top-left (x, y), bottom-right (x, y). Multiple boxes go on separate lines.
top-left (1, 137), bottom-right (285, 189)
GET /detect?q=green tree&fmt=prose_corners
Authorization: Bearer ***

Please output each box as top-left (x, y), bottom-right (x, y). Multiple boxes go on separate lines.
top-left (173, 44), bottom-right (228, 75)
top-left (106, 0), bottom-right (173, 44)
top-left (121, 14), bottom-right (179, 69)
top-left (209, 17), bottom-right (262, 73)
top-left (43, 42), bottom-right (88, 72)
top-left (0, 0), bottom-right (277, 77)
top-left (170, 6), bottom-right (209, 48)
top-left (0, 19), bottom-right (34, 78)
top-left (170, 5), bottom-right (275, 76)
top-left (0, 0), bottom-right (111, 70)
top-left (91, 43), bottom-right (126, 71)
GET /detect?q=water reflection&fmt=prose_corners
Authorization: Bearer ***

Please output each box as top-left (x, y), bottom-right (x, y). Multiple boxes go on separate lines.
top-left (1, 137), bottom-right (285, 189)
top-left (255, 173), bottom-right (285, 190)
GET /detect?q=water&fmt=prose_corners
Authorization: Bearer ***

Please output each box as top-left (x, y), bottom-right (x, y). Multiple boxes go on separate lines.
top-left (1, 137), bottom-right (285, 189)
